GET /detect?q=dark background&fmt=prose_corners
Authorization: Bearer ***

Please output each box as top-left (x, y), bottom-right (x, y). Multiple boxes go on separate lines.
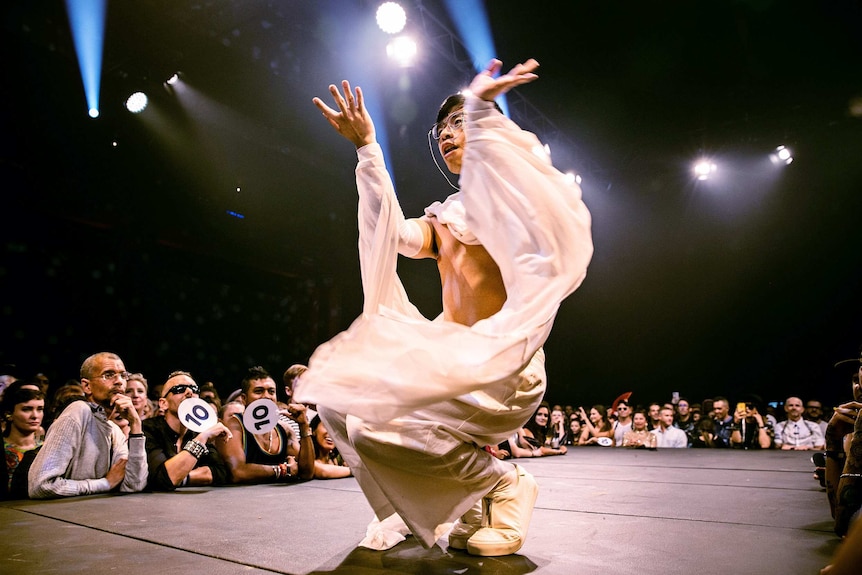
top-left (3, 0), bottom-right (861, 409)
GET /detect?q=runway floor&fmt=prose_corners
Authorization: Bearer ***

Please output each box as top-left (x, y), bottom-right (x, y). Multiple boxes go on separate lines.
top-left (0, 448), bottom-right (837, 575)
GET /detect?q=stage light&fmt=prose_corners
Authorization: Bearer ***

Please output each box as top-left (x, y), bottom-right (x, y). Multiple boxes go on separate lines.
top-left (386, 36), bottom-right (417, 67)
top-left (770, 145), bottom-right (793, 165)
top-left (166, 73), bottom-right (180, 86)
top-left (693, 160), bottom-right (717, 180)
top-left (65, 0), bottom-right (107, 118)
top-left (125, 91), bottom-right (148, 113)
top-left (376, 2), bottom-right (406, 34)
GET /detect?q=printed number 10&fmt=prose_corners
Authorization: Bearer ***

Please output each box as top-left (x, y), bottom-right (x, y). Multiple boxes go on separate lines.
top-left (184, 404), bottom-right (211, 427)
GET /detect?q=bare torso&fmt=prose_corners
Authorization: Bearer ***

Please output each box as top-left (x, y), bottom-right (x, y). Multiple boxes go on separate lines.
top-left (427, 216), bottom-right (506, 326)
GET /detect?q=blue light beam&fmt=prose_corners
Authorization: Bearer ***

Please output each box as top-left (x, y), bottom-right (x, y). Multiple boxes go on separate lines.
top-left (442, 0), bottom-right (508, 116)
top-left (64, 0), bottom-right (107, 118)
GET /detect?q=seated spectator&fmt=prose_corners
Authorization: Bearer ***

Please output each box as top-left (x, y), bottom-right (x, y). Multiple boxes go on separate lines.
top-left (547, 406), bottom-right (568, 448)
top-left (729, 400), bottom-right (772, 450)
top-left (566, 415), bottom-right (582, 446)
top-left (44, 383), bottom-right (85, 430)
top-left (621, 410), bottom-right (656, 449)
top-left (804, 399), bottom-right (829, 435)
top-left (711, 397), bottom-right (734, 448)
top-left (651, 406), bottom-right (688, 448)
top-left (199, 382), bottom-right (223, 414)
top-left (690, 403), bottom-right (703, 424)
top-left (28, 352), bottom-right (147, 499)
top-left (215, 366), bottom-right (313, 484)
top-left (647, 402), bottom-right (662, 431)
top-left (2, 387), bottom-right (45, 499)
top-left (309, 414), bottom-right (352, 479)
top-left (674, 398), bottom-right (696, 447)
top-left (578, 405), bottom-right (614, 446)
top-left (774, 396), bottom-right (825, 451)
top-left (220, 400), bottom-right (244, 426)
top-left (507, 402), bottom-right (567, 457)
top-left (143, 371), bottom-right (231, 491)
top-left (833, 397), bottom-right (862, 538)
top-left (125, 373), bottom-right (153, 421)
top-left (690, 418), bottom-right (717, 448)
top-left (825, 357), bottom-right (862, 537)
top-left (612, 401), bottom-right (633, 447)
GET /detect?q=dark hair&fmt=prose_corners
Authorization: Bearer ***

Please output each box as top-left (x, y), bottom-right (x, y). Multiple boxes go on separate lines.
top-left (1, 388), bottom-right (45, 437)
top-left (435, 93), bottom-right (503, 126)
top-left (241, 366), bottom-right (271, 395)
top-left (525, 401), bottom-right (551, 444)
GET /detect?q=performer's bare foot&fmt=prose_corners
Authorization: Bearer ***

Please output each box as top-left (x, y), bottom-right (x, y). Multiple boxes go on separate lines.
top-left (465, 464), bottom-right (538, 556)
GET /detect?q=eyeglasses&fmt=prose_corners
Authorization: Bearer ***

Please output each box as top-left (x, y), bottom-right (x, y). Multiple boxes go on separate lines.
top-left (163, 383), bottom-right (200, 398)
top-left (806, 405), bottom-right (822, 410)
top-left (93, 370), bottom-right (131, 382)
top-left (617, 405), bottom-right (629, 411)
top-left (431, 111), bottom-right (465, 139)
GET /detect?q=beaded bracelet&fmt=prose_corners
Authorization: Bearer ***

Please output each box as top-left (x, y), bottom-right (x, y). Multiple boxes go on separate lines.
top-left (840, 473), bottom-right (862, 479)
top-left (182, 439), bottom-right (208, 459)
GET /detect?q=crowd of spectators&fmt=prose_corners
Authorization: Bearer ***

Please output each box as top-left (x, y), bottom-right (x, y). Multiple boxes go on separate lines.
top-left (3, 354), bottom-right (860, 573)
top-left (0, 354), bottom-right (328, 500)
top-left (492, 392), bottom-right (829, 455)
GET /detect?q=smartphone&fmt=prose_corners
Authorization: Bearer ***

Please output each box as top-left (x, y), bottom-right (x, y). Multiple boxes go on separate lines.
top-left (736, 402), bottom-right (746, 413)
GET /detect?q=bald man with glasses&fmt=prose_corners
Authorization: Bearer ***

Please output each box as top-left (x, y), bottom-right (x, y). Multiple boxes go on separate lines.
top-left (29, 352), bottom-right (148, 498)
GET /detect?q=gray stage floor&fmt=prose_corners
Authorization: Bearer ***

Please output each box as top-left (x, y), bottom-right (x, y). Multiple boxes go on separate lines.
top-left (0, 449), bottom-right (838, 575)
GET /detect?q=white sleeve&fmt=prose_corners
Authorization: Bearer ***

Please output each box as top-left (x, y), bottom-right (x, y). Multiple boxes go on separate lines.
top-left (356, 144), bottom-right (428, 259)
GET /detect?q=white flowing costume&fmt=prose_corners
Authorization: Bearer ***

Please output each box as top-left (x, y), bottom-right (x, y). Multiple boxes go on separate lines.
top-left (295, 96), bottom-right (593, 547)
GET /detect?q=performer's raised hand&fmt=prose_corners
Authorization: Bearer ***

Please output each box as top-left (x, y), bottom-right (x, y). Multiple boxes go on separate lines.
top-left (312, 80), bottom-right (376, 149)
top-left (469, 58), bottom-right (539, 103)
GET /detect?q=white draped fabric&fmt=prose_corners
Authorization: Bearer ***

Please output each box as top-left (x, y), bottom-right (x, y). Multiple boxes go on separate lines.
top-left (294, 96), bottom-right (593, 546)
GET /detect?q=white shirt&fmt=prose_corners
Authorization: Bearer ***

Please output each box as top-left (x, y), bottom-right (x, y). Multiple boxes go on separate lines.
top-left (651, 425), bottom-right (688, 448)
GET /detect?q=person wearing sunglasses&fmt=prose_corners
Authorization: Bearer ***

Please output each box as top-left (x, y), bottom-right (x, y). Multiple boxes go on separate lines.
top-left (301, 57), bottom-right (593, 556)
top-left (29, 352), bottom-right (147, 499)
top-left (142, 371), bottom-right (231, 491)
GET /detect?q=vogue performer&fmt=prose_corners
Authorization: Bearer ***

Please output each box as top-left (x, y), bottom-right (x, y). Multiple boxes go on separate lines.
top-left (296, 58), bottom-right (593, 556)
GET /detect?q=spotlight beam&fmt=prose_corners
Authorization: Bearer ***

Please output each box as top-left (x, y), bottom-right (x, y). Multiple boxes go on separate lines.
top-left (64, 0), bottom-right (107, 118)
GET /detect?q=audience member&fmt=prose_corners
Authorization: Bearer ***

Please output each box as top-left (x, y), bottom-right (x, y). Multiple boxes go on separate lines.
top-left (824, 355), bottom-right (862, 537)
top-left (645, 402), bottom-right (661, 431)
top-left (547, 406), bottom-right (568, 448)
top-left (2, 387), bottom-right (45, 499)
top-left (650, 406), bottom-right (688, 448)
top-left (567, 415), bottom-right (582, 446)
top-left (674, 398), bottom-right (696, 447)
top-left (28, 352), bottom-right (147, 498)
top-left (125, 373), bottom-right (153, 421)
top-left (143, 371), bottom-right (231, 491)
top-left (612, 400), bottom-right (633, 447)
top-left (729, 400), bottom-right (771, 450)
top-left (691, 418), bottom-right (717, 448)
top-left (774, 396), bottom-right (825, 451)
top-left (199, 382), bottom-right (223, 414)
top-left (220, 400), bottom-right (244, 426)
top-left (44, 383), bottom-right (85, 430)
top-left (621, 410), bottom-right (656, 449)
top-left (216, 366), bottom-right (314, 484)
top-left (690, 403), bottom-right (702, 424)
top-left (711, 397), bottom-right (734, 448)
top-left (309, 414), bottom-right (352, 479)
top-left (805, 399), bottom-right (829, 435)
top-left (508, 402), bottom-right (567, 457)
top-left (578, 405), bottom-right (614, 446)
top-left (0, 364), bottom-right (18, 399)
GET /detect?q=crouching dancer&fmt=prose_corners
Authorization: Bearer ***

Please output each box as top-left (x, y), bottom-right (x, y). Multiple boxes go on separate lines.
top-left (298, 58), bottom-right (593, 556)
